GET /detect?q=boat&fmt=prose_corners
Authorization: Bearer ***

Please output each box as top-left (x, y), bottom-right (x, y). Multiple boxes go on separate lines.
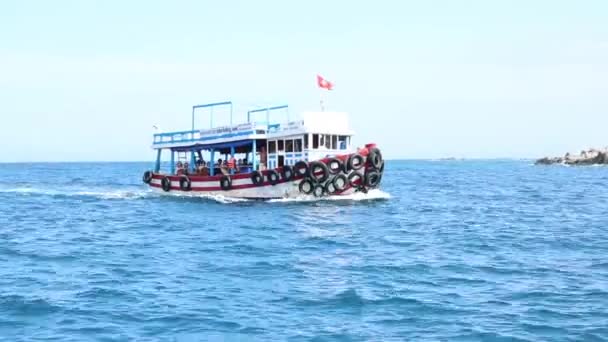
top-left (142, 101), bottom-right (384, 199)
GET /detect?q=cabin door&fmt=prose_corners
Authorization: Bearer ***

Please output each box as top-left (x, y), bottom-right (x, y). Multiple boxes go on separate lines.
top-left (278, 155), bottom-right (285, 167)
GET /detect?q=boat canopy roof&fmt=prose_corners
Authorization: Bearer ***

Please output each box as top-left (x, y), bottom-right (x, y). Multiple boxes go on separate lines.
top-left (151, 101), bottom-right (354, 151)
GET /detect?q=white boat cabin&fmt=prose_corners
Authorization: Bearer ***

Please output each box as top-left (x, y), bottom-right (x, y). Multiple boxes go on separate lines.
top-left (265, 111), bottom-right (354, 169)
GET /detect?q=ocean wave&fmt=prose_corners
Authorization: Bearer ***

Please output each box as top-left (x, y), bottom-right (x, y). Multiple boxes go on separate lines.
top-left (0, 295), bottom-right (61, 316)
top-left (268, 189), bottom-right (391, 203)
top-left (0, 186), bottom-right (152, 200)
top-left (0, 186), bottom-right (390, 204)
top-left (297, 289), bottom-right (423, 309)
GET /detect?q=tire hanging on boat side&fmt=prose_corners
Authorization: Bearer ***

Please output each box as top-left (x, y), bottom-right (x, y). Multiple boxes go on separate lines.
top-left (309, 161), bottom-right (329, 183)
top-left (326, 158), bottom-right (344, 175)
top-left (298, 178), bottom-right (315, 195)
top-left (324, 178), bottom-right (337, 195)
top-left (281, 165), bottom-right (294, 181)
top-left (142, 171), bottom-right (153, 184)
top-left (251, 171), bottom-right (263, 186)
top-left (364, 170), bottom-right (381, 188)
top-left (267, 170), bottom-right (280, 186)
top-left (161, 176), bottom-right (171, 192)
top-left (312, 184), bottom-right (325, 197)
top-left (294, 161), bottom-right (308, 178)
top-left (347, 171), bottom-right (364, 188)
top-left (347, 154), bottom-right (364, 171)
top-left (367, 147), bottom-right (383, 170)
top-left (332, 174), bottom-right (348, 192)
top-left (220, 175), bottom-right (232, 191)
top-left (179, 175), bottom-right (191, 191)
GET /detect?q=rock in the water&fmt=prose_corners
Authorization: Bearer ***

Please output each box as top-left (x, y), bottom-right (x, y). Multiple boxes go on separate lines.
top-left (536, 148), bottom-right (608, 166)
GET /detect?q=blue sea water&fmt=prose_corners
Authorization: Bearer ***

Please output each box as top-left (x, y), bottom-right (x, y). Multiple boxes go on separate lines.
top-left (0, 160), bottom-right (607, 341)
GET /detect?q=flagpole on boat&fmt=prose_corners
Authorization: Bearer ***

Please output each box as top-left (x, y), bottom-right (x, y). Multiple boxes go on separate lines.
top-left (316, 74), bottom-right (332, 112)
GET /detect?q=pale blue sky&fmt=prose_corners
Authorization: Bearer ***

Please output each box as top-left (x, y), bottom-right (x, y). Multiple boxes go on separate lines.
top-left (1, 0), bottom-right (607, 162)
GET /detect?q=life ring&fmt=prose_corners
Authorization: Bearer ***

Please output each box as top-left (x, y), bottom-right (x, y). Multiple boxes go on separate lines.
top-left (347, 171), bottom-right (363, 188)
top-left (332, 174), bottom-right (348, 192)
top-left (309, 161), bottom-right (329, 183)
top-left (220, 175), bottom-right (232, 191)
top-left (324, 179), bottom-right (337, 195)
top-left (267, 169), bottom-right (280, 186)
top-left (142, 171), bottom-right (153, 184)
top-left (326, 158), bottom-right (344, 174)
top-left (312, 184), bottom-right (325, 197)
top-left (251, 171), bottom-right (263, 186)
top-left (282, 165), bottom-right (294, 181)
top-left (298, 178), bottom-right (315, 194)
top-left (179, 175), bottom-right (191, 191)
top-left (365, 170), bottom-right (381, 188)
top-left (294, 161), bottom-right (308, 178)
top-left (367, 148), bottom-right (383, 170)
top-left (347, 154), bottom-right (364, 171)
top-left (161, 176), bottom-right (171, 192)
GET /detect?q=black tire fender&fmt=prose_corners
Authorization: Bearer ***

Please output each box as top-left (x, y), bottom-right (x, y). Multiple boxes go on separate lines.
top-left (367, 148), bottom-right (383, 170)
top-left (142, 171), bottom-right (153, 184)
top-left (347, 154), bottom-right (364, 171)
top-left (324, 179), bottom-right (337, 195)
top-left (220, 175), bottom-right (232, 191)
top-left (326, 158), bottom-right (344, 175)
top-left (294, 161), bottom-right (309, 178)
top-left (365, 170), bottom-right (381, 188)
top-left (347, 171), bottom-right (364, 188)
top-left (298, 178), bottom-right (315, 194)
top-left (282, 165), bottom-right (294, 181)
top-left (267, 170), bottom-right (280, 186)
top-left (312, 185), bottom-right (325, 197)
top-left (161, 176), bottom-right (171, 192)
top-left (251, 171), bottom-right (263, 186)
top-left (179, 175), bottom-right (191, 191)
top-left (332, 174), bottom-right (348, 192)
top-left (309, 161), bottom-right (329, 183)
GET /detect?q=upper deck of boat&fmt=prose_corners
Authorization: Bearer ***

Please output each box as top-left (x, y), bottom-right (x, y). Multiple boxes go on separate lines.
top-left (151, 102), bottom-right (354, 151)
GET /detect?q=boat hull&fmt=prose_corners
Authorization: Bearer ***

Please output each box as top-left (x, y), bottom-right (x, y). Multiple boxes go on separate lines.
top-left (144, 145), bottom-right (383, 199)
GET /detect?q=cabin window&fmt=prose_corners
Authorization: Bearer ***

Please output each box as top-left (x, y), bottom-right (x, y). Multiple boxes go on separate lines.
top-left (269, 141), bottom-right (276, 154)
top-left (324, 134), bottom-right (331, 149)
top-left (331, 135), bottom-right (337, 150)
top-left (304, 134), bottom-right (309, 149)
top-left (286, 139), bottom-right (294, 152)
top-left (312, 134), bottom-right (319, 149)
top-left (338, 136), bottom-right (347, 149)
top-left (319, 134), bottom-right (324, 148)
top-left (278, 140), bottom-right (284, 151)
top-left (294, 139), bottom-right (302, 152)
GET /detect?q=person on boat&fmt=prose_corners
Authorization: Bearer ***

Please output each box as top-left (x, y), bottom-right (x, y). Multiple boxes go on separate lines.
top-left (260, 146), bottom-right (267, 170)
top-left (183, 162), bottom-right (190, 175)
top-left (196, 160), bottom-right (207, 175)
top-left (227, 155), bottom-right (237, 173)
top-left (220, 160), bottom-right (230, 175)
top-left (176, 161), bottom-right (184, 175)
top-left (198, 161), bottom-right (209, 176)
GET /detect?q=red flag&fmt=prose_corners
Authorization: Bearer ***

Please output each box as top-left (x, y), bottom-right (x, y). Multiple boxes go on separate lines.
top-left (317, 74), bottom-right (334, 90)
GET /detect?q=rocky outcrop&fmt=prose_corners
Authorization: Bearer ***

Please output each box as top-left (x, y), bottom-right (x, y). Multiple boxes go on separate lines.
top-left (535, 148), bottom-right (608, 165)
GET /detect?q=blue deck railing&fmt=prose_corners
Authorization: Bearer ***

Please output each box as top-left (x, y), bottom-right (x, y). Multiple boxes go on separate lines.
top-left (153, 122), bottom-right (268, 146)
